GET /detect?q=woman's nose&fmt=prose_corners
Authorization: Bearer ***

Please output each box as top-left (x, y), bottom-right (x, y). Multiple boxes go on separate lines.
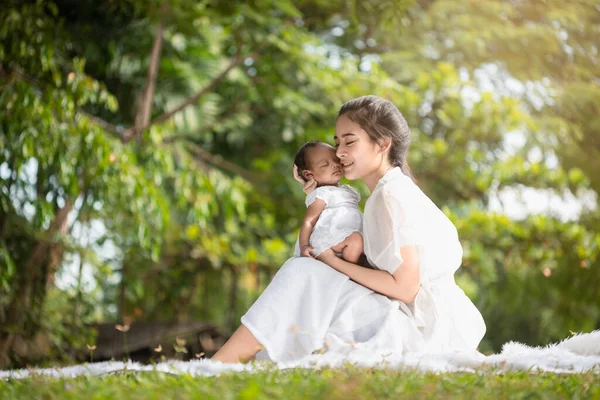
top-left (336, 148), bottom-right (345, 159)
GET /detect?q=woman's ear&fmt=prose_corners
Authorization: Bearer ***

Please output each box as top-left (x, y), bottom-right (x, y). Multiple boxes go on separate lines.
top-left (379, 139), bottom-right (392, 153)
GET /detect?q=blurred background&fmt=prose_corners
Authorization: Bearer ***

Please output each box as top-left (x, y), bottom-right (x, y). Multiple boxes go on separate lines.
top-left (0, 0), bottom-right (598, 368)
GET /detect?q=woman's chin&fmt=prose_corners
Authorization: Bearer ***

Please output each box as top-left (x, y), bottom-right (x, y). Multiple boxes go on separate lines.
top-left (343, 169), bottom-right (358, 180)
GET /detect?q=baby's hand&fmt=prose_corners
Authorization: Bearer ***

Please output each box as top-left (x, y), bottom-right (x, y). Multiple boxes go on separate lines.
top-left (300, 245), bottom-right (316, 258)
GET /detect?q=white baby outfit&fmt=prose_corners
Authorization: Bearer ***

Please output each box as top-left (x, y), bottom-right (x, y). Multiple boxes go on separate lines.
top-left (304, 185), bottom-right (363, 256)
top-left (242, 167), bottom-right (486, 362)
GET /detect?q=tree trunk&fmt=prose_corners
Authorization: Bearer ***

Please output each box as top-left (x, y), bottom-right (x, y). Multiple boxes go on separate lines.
top-left (69, 250), bottom-right (85, 357)
top-left (175, 269), bottom-right (201, 322)
top-left (0, 198), bottom-right (73, 368)
top-left (129, 2), bottom-right (166, 141)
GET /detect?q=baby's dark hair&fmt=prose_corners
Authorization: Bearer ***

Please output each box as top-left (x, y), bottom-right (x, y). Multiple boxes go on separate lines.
top-left (294, 141), bottom-right (332, 182)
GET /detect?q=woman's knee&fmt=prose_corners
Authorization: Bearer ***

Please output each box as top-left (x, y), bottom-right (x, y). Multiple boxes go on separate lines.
top-left (347, 232), bottom-right (364, 248)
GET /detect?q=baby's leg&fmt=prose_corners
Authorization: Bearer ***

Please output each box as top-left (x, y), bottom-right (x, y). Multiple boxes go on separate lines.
top-left (330, 232), bottom-right (364, 263)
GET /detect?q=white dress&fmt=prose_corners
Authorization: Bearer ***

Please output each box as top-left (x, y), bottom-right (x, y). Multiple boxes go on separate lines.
top-left (304, 185), bottom-right (363, 256)
top-left (241, 167), bottom-right (486, 362)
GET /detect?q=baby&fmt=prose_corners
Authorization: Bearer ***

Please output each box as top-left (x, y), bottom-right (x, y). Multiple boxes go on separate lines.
top-left (294, 141), bottom-right (364, 262)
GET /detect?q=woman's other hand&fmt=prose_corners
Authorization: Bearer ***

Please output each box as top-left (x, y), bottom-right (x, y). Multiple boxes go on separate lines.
top-left (316, 248), bottom-right (338, 267)
top-left (293, 164), bottom-right (317, 194)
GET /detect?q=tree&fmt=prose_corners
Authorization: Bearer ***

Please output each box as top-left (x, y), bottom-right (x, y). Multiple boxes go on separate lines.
top-left (0, 0), bottom-right (415, 366)
top-left (1, 0), bottom-right (598, 367)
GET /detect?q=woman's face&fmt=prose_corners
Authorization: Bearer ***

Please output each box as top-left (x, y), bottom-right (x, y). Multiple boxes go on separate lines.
top-left (334, 114), bottom-right (389, 188)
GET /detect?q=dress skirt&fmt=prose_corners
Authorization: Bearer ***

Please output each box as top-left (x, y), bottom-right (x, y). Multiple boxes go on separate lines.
top-left (242, 256), bottom-right (485, 362)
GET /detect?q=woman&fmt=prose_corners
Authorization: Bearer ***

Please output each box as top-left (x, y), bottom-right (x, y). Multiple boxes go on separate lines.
top-left (212, 95), bottom-right (486, 363)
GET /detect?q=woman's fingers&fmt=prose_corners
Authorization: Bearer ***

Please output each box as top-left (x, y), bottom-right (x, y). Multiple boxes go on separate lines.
top-left (303, 178), bottom-right (317, 194)
top-left (293, 164), bottom-right (304, 184)
top-left (294, 163), bottom-right (317, 194)
top-left (316, 248), bottom-right (336, 264)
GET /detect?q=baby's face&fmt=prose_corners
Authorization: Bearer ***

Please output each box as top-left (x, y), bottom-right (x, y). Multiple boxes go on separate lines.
top-left (304, 145), bottom-right (343, 185)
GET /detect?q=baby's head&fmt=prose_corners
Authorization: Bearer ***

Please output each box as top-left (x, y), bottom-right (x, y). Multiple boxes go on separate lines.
top-left (294, 141), bottom-right (343, 186)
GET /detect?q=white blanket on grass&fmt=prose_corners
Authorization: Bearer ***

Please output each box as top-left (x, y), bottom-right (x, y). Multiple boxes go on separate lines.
top-left (1, 330), bottom-right (599, 380)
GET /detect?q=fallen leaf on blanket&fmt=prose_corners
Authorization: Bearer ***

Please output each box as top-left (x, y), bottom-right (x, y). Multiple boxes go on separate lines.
top-left (115, 324), bottom-right (130, 332)
top-left (173, 344), bottom-right (188, 354)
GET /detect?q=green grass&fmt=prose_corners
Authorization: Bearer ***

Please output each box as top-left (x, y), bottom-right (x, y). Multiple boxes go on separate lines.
top-left (1, 367), bottom-right (598, 399)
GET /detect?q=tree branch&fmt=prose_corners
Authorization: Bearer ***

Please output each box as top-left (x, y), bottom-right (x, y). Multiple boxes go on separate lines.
top-left (7, 39), bottom-right (267, 148)
top-left (77, 110), bottom-right (124, 138)
top-left (128, 38), bottom-right (267, 137)
top-left (173, 146), bottom-right (211, 174)
top-left (185, 142), bottom-right (256, 182)
top-left (6, 39), bottom-right (274, 187)
top-left (127, 3), bottom-right (167, 142)
top-left (150, 53), bottom-right (250, 128)
top-left (5, 67), bottom-right (127, 141)
top-left (163, 89), bottom-right (247, 144)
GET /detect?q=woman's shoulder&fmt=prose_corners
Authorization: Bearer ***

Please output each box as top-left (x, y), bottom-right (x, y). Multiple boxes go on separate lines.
top-left (377, 174), bottom-right (421, 203)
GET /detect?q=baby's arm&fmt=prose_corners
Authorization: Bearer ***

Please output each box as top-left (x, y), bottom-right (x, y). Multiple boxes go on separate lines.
top-left (299, 199), bottom-right (326, 257)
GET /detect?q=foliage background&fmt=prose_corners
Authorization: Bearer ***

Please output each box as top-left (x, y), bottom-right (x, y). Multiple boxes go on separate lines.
top-left (0, 0), bottom-right (598, 368)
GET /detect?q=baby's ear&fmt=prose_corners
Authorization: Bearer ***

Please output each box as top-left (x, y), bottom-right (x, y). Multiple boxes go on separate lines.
top-left (302, 170), bottom-right (313, 180)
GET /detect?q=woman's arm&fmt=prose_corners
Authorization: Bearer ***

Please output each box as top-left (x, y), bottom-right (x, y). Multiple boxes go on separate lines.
top-left (317, 246), bottom-right (420, 303)
top-left (299, 199), bottom-right (327, 257)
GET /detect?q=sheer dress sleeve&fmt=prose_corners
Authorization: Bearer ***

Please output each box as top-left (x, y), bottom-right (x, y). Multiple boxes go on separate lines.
top-left (369, 186), bottom-right (425, 274)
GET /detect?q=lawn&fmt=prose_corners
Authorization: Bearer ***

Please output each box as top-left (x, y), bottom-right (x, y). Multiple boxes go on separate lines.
top-left (1, 367), bottom-right (598, 399)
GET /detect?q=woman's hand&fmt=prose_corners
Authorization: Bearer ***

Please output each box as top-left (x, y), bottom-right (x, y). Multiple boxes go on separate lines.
top-left (316, 248), bottom-right (339, 268)
top-left (293, 164), bottom-right (317, 194)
